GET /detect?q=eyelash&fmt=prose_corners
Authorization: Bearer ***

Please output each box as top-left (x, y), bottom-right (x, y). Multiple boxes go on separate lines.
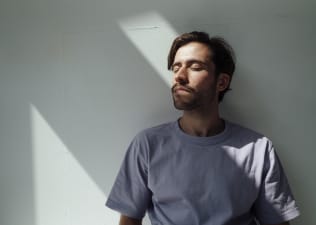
top-left (172, 65), bottom-right (203, 73)
top-left (172, 67), bottom-right (179, 73)
top-left (191, 66), bottom-right (202, 71)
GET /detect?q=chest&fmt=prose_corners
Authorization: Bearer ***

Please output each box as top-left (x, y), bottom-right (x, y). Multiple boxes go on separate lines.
top-left (147, 144), bottom-right (261, 210)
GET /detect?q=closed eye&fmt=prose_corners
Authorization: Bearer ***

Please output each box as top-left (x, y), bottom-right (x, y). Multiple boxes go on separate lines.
top-left (171, 65), bottom-right (180, 73)
top-left (190, 66), bottom-right (203, 71)
top-left (171, 61), bottom-right (208, 73)
top-left (190, 63), bottom-right (206, 71)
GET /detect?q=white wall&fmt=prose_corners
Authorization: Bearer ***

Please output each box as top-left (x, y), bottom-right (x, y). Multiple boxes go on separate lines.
top-left (0, 0), bottom-right (315, 224)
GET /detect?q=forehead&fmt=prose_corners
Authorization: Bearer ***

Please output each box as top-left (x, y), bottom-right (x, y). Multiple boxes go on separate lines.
top-left (174, 42), bottom-right (212, 63)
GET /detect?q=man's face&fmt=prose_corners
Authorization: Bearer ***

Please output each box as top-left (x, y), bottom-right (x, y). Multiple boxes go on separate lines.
top-left (171, 42), bottom-right (219, 110)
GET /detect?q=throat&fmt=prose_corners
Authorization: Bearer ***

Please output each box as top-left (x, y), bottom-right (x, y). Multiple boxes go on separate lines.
top-left (178, 117), bottom-right (225, 137)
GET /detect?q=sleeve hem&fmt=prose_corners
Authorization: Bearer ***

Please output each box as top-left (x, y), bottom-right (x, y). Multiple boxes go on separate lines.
top-left (258, 207), bottom-right (300, 224)
top-left (105, 198), bottom-right (145, 220)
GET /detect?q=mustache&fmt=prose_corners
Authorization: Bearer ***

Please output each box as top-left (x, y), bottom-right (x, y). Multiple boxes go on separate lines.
top-left (171, 84), bottom-right (195, 93)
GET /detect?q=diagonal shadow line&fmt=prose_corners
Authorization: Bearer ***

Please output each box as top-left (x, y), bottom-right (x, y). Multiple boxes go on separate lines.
top-left (29, 12), bottom-right (179, 224)
top-left (28, 10), bottom-right (290, 225)
top-left (30, 10), bottom-right (179, 197)
top-left (118, 11), bottom-right (178, 87)
top-left (30, 103), bottom-right (117, 224)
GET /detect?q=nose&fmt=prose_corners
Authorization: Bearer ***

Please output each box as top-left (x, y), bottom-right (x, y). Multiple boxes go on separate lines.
top-left (174, 67), bottom-right (188, 84)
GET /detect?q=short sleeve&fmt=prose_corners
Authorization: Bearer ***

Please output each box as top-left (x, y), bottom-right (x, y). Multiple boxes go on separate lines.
top-left (254, 143), bottom-right (300, 224)
top-left (105, 133), bottom-right (152, 219)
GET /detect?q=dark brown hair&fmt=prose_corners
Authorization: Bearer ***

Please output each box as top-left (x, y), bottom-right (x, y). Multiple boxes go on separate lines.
top-left (167, 31), bottom-right (236, 102)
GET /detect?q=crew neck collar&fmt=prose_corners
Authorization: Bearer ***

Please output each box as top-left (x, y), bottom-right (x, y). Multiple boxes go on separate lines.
top-left (174, 118), bottom-right (231, 146)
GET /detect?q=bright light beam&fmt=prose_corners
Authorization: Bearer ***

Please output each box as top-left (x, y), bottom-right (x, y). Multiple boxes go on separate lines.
top-left (118, 11), bottom-right (178, 87)
top-left (30, 104), bottom-right (118, 225)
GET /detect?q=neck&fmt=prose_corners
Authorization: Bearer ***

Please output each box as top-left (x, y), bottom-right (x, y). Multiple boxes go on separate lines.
top-left (179, 105), bottom-right (224, 137)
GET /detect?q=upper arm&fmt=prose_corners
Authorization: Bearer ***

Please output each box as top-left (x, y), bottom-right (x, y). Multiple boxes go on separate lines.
top-left (253, 143), bottom-right (300, 224)
top-left (105, 133), bottom-right (152, 219)
top-left (119, 215), bottom-right (142, 225)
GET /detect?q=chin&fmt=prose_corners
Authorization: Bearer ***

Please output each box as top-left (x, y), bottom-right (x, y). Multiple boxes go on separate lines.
top-left (173, 101), bottom-right (198, 111)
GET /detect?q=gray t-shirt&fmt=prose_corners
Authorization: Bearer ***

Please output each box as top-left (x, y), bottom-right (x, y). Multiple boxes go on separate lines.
top-left (106, 119), bottom-right (300, 225)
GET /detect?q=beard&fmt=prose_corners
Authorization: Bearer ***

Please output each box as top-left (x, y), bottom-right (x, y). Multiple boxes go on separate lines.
top-left (171, 84), bottom-right (217, 111)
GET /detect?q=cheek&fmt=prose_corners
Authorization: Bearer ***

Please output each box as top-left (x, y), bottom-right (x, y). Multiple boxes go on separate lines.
top-left (190, 73), bottom-right (213, 88)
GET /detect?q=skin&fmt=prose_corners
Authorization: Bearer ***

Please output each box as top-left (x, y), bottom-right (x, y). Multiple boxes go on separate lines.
top-left (119, 215), bottom-right (142, 225)
top-left (171, 42), bottom-right (230, 137)
top-left (118, 41), bottom-right (291, 225)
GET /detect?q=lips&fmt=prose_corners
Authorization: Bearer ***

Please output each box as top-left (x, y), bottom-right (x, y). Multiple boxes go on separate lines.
top-left (173, 85), bottom-right (193, 93)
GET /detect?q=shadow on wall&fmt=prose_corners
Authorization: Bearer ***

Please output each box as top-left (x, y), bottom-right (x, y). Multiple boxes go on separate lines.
top-left (3, 9), bottom-right (179, 225)
top-left (1, 1), bottom-right (309, 224)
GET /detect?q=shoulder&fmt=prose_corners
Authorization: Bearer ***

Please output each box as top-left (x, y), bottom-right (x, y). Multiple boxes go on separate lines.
top-left (125, 121), bottom-right (177, 161)
top-left (228, 120), bottom-right (265, 139)
top-left (127, 121), bottom-right (176, 154)
top-left (134, 121), bottom-right (176, 141)
top-left (226, 120), bottom-right (273, 150)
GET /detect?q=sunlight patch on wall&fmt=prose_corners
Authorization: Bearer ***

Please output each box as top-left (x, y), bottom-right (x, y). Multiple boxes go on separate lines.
top-left (30, 104), bottom-right (118, 225)
top-left (118, 11), bottom-right (178, 87)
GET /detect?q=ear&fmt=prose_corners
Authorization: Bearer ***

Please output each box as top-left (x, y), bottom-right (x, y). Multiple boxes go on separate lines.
top-left (216, 73), bottom-right (231, 92)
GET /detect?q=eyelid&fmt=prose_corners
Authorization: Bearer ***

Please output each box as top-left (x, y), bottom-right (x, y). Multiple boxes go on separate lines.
top-left (191, 63), bottom-right (202, 68)
top-left (172, 64), bottom-right (180, 72)
top-left (192, 60), bottom-right (206, 65)
top-left (190, 63), bottom-right (206, 69)
top-left (172, 61), bottom-right (208, 72)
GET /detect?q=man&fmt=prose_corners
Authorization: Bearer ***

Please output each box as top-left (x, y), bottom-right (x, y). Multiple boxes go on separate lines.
top-left (106, 31), bottom-right (300, 225)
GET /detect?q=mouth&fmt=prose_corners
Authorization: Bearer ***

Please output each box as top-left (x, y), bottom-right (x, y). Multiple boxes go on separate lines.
top-left (172, 85), bottom-right (193, 93)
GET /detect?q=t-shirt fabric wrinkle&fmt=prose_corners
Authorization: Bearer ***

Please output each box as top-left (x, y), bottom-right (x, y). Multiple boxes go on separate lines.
top-left (106, 119), bottom-right (300, 225)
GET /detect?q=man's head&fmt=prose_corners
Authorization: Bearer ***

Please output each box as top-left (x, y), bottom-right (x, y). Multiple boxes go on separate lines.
top-left (168, 31), bottom-right (236, 105)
